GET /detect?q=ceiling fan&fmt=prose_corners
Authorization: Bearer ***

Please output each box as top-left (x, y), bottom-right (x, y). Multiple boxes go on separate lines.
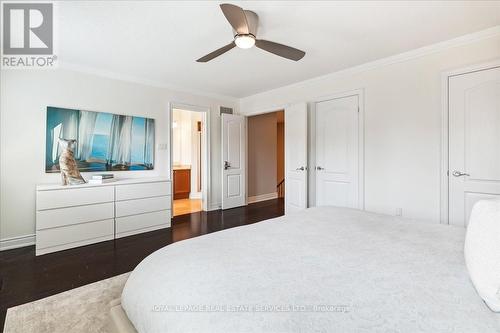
top-left (197, 3), bottom-right (306, 62)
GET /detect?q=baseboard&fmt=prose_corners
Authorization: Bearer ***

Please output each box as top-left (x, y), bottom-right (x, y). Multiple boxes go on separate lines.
top-left (0, 234), bottom-right (35, 251)
top-left (247, 192), bottom-right (278, 204)
top-left (208, 202), bottom-right (221, 211)
top-left (189, 192), bottom-right (202, 199)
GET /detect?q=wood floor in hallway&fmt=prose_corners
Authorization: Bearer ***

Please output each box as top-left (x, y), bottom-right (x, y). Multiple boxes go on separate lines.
top-left (173, 198), bottom-right (202, 216)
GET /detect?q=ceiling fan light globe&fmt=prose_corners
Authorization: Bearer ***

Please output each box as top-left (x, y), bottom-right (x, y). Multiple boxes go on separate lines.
top-left (235, 35), bottom-right (255, 49)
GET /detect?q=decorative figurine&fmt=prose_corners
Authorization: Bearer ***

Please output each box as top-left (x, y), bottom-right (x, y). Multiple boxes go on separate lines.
top-left (58, 138), bottom-right (86, 185)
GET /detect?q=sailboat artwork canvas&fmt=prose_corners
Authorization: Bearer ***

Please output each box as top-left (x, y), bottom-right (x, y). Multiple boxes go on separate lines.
top-left (45, 106), bottom-right (155, 172)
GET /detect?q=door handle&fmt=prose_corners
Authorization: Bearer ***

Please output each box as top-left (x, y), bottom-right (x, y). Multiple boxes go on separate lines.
top-left (452, 170), bottom-right (470, 177)
top-left (224, 161), bottom-right (231, 170)
top-left (295, 166), bottom-right (305, 171)
top-left (316, 166), bottom-right (324, 171)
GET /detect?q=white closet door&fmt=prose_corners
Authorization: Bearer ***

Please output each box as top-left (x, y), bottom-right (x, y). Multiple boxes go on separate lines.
top-left (316, 95), bottom-right (360, 208)
top-left (449, 66), bottom-right (500, 226)
top-left (221, 113), bottom-right (246, 209)
top-left (285, 103), bottom-right (308, 213)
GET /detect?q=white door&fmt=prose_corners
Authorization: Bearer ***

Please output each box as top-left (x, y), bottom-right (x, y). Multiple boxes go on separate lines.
top-left (316, 95), bottom-right (360, 208)
top-left (449, 66), bottom-right (500, 226)
top-left (221, 113), bottom-right (246, 209)
top-left (285, 103), bottom-right (308, 213)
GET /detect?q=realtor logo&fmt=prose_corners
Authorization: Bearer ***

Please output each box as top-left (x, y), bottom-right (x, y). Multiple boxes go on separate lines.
top-left (2, 2), bottom-right (56, 68)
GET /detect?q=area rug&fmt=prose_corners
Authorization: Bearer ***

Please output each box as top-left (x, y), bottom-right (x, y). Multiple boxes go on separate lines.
top-left (3, 273), bottom-right (130, 333)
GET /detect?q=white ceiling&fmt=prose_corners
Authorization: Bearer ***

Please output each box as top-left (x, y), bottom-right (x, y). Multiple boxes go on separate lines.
top-left (58, 1), bottom-right (500, 98)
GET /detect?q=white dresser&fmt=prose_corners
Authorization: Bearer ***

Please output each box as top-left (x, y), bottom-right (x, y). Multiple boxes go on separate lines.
top-left (36, 177), bottom-right (171, 256)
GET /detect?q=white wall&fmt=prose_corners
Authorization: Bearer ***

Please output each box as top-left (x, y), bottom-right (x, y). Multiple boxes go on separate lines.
top-left (172, 109), bottom-right (193, 166)
top-left (190, 112), bottom-right (203, 196)
top-left (240, 34), bottom-right (500, 223)
top-left (0, 69), bottom-right (237, 244)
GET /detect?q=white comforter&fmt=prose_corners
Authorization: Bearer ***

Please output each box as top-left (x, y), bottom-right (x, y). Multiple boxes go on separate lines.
top-left (121, 206), bottom-right (500, 333)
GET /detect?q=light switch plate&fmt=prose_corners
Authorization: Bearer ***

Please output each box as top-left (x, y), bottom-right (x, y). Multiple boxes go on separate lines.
top-left (395, 208), bottom-right (403, 216)
top-left (157, 143), bottom-right (168, 150)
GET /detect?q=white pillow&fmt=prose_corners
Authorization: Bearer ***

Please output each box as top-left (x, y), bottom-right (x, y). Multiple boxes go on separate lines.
top-left (464, 199), bottom-right (500, 312)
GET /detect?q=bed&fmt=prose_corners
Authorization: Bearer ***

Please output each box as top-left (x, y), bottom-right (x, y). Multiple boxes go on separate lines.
top-left (112, 206), bottom-right (500, 332)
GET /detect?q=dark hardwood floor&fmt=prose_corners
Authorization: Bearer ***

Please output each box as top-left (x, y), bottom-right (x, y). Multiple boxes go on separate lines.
top-left (0, 198), bottom-right (284, 332)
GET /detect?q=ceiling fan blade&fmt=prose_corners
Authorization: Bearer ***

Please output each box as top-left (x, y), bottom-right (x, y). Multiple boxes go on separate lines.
top-left (220, 3), bottom-right (249, 34)
top-left (196, 41), bottom-right (236, 62)
top-left (255, 39), bottom-right (305, 61)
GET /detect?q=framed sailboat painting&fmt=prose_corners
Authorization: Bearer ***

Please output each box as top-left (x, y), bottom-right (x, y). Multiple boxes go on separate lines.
top-left (45, 106), bottom-right (155, 172)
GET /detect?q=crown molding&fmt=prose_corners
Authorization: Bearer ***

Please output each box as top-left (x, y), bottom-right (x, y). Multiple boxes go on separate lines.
top-left (55, 25), bottom-right (500, 104)
top-left (58, 61), bottom-right (239, 103)
top-left (240, 25), bottom-right (500, 101)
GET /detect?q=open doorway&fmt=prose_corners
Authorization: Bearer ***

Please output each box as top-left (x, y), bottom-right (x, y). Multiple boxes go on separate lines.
top-left (171, 107), bottom-right (206, 216)
top-left (247, 110), bottom-right (285, 203)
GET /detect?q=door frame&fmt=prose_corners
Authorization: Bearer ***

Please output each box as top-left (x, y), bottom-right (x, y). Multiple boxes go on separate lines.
top-left (310, 89), bottom-right (365, 209)
top-left (169, 102), bottom-right (211, 212)
top-left (440, 59), bottom-right (500, 224)
top-left (245, 107), bottom-right (286, 204)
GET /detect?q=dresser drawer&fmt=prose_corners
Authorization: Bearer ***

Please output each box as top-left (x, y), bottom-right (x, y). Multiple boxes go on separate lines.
top-left (115, 210), bottom-right (171, 238)
top-left (36, 219), bottom-right (114, 255)
top-left (37, 202), bottom-right (114, 230)
top-left (37, 186), bottom-right (114, 210)
top-left (115, 182), bottom-right (171, 201)
top-left (115, 196), bottom-right (171, 217)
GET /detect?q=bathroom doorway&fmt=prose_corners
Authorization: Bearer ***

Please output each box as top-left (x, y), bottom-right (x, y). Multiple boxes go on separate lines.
top-left (170, 104), bottom-right (209, 216)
